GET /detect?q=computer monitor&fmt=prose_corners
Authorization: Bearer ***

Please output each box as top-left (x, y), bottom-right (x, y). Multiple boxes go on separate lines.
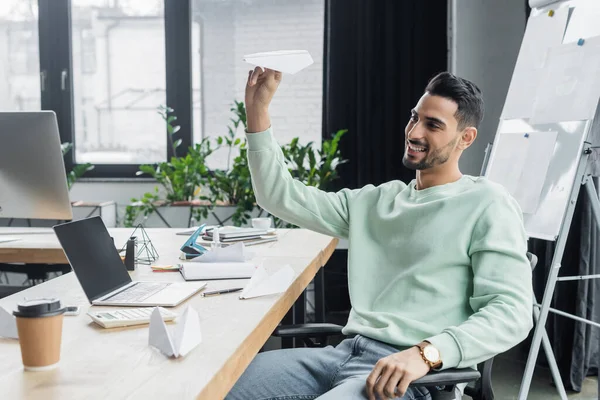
top-left (0, 111), bottom-right (72, 220)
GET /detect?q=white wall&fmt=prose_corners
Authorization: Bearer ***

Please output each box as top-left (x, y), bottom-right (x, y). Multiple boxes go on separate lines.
top-left (449, 0), bottom-right (527, 176)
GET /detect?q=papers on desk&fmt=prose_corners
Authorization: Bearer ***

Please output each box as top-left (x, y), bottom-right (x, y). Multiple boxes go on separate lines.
top-left (180, 262), bottom-right (256, 280)
top-left (0, 307), bottom-right (18, 339)
top-left (243, 50), bottom-right (313, 75)
top-left (0, 236), bottom-right (21, 244)
top-left (193, 242), bottom-right (253, 263)
top-left (148, 306), bottom-right (201, 358)
top-left (239, 265), bottom-right (294, 300)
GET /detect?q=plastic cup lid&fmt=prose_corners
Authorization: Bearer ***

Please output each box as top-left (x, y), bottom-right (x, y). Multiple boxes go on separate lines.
top-left (13, 298), bottom-right (65, 318)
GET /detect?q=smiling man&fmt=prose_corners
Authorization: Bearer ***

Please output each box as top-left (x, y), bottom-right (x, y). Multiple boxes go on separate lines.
top-left (225, 71), bottom-right (534, 400)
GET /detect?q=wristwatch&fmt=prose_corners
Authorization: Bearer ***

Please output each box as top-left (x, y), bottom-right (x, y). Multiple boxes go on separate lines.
top-left (416, 341), bottom-right (443, 370)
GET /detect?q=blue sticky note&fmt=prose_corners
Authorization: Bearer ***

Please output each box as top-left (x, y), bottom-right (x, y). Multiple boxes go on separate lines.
top-left (578, 38), bottom-right (585, 46)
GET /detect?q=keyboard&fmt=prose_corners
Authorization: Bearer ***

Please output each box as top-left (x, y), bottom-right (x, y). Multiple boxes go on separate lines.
top-left (103, 282), bottom-right (170, 303)
top-left (87, 307), bottom-right (177, 329)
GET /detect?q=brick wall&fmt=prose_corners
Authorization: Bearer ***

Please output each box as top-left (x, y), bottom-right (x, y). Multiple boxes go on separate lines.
top-left (193, 0), bottom-right (324, 169)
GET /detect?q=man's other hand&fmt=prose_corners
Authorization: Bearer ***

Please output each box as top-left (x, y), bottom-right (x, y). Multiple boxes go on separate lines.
top-left (366, 346), bottom-right (430, 400)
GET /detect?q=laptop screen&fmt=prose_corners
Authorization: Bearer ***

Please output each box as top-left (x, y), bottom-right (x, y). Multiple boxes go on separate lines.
top-left (53, 216), bottom-right (132, 302)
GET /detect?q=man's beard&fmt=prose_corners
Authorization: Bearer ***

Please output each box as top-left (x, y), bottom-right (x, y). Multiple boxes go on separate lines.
top-left (402, 136), bottom-right (458, 170)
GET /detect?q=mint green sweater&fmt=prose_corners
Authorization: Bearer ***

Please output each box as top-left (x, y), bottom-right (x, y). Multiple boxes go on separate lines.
top-left (247, 128), bottom-right (534, 370)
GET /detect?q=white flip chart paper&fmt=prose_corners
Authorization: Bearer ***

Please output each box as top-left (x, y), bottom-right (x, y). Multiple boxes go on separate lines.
top-left (563, 0), bottom-right (600, 44)
top-left (501, 8), bottom-right (569, 119)
top-left (531, 37), bottom-right (600, 124)
top-left (486, 131), bottom-right (558, 214)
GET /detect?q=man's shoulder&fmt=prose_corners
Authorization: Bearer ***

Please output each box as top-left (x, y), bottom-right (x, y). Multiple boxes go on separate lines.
top-left (352, 180), bottom-right (409, 195)
top-left (463, 175), bottom-right (523, 216)
top-left (463, 175), bottom-right (513, 199)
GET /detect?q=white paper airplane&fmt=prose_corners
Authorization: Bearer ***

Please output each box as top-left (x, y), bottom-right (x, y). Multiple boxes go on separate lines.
top-left (0, 307), bottom-right (18, 339)
top-left (239, 264), bottom-right (295, 299)
top-left (243, 50), bottom-right (314, 74)
top-left (148, 306), bottom-right (201, 358)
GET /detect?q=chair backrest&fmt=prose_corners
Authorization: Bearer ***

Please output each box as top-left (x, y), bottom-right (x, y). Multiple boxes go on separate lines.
top-left (526, 251), bottom-right (538, 272)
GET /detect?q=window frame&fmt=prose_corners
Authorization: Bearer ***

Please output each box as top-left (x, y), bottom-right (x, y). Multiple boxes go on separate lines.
top-left (39, 0), bottom-right (193, 178)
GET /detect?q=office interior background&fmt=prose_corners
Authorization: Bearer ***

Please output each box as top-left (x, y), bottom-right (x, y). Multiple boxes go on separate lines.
top-left (0, 0), bottom-right (598, 398)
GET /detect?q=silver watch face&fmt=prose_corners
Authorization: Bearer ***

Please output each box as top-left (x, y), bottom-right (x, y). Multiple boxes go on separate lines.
top-left (424, 346), bottom-right (440, 362)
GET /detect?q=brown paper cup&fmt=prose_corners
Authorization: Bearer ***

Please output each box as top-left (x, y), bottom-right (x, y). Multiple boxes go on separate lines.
top-left (15, 313), bottom-right (64, 371)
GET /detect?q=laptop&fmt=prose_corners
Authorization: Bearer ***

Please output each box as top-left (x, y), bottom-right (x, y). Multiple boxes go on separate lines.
top-left (53, 217), bottom-right (206, 307)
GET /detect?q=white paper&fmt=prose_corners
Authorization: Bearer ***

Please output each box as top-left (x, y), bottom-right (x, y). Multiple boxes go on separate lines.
top-left (0, 307), bottom-right (18, 339)
top-left (502, 67), bottom-right (543, 120)
top-left (239, 265), bottom-right (294, 300)
top-left (486, 134), bottom-right (530, 196)
top-left (243, 50), bottom-right (313, 75)
top-left (0, 236), bottom-right (21, 244)
top-left (148, 306), bottom-right (201, 358)
top-left (513, 131), bottom-right (558, 214)
top-left (501, 8), bottom-right (569, 119)
top-left (563, 0), bottom-right (600, 44)
top-left (486, 131), bottom-right (558, 214)
top-left (180, 262), bottom-right (256, 280)
top-left (531, 37), bottom-right (600, 124)
top-left (193, 242), bottom-right (252, 263)
top-left (529, 0), bottom-right (564, 9)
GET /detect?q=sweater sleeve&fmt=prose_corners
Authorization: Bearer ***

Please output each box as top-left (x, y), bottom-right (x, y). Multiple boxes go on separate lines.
top-left (246, 127), bottom-right (355, 239)
top-left (425, 195), bottom-right (534, 369)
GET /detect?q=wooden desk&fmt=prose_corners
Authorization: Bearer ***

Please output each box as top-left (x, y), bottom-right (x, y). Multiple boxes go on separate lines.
top-left (0, 229), bottom-right (338, 399)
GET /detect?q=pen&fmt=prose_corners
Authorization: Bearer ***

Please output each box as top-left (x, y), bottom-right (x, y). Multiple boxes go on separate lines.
top-left (202, 287), bottom-right (243, 297)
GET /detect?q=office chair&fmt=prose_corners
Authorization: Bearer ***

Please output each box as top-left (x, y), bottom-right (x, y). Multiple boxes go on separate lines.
top-left (273, 252), bottom-right (539, 400)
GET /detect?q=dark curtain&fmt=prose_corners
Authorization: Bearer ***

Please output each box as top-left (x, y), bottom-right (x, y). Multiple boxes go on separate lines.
top-left (320, 0), bottom-right (448, 318)
top-left (322, 0), bottom-right (448, 190)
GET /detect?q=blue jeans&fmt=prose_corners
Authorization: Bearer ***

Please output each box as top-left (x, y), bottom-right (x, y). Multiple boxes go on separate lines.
top-left (226, 335), bottom-right (438, 400)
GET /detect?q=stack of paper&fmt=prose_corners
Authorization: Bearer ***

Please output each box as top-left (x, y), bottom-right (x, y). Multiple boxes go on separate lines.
top-left (148, 306), bottom-right (201, 358)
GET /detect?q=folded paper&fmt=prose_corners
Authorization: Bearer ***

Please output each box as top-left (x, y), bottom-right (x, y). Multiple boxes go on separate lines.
top-left (0, 307), bottom-right (18, 339)
top-left (193, 242), bottom-right (252, 263)
top-left (243, 50), bottom-right (313, 75)
top-left (148, 306), bottom-right (201, 358)
top-left (239, 264), bottom-right (295, 299)
top-left (0, 236), bottom-right (21, 244)
top-left (179, 262), bottom-right (256, 281)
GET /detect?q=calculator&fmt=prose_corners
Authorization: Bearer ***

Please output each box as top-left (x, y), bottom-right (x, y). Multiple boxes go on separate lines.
top-left (87, 307), bottom-right (178, 329)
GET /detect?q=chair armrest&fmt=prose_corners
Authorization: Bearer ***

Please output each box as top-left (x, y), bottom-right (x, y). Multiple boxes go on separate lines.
top-left (272, 323), bottom-right (344, 338)
top-left (410, 367), bottom-right (481, 387)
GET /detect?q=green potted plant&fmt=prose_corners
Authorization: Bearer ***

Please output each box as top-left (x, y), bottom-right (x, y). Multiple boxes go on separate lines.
top-left (61, 142), bottom-right (95, 190)
top-left (124, 102), bottom-right (348, 229)
top-left (124, 106), bottom-right (215, 228)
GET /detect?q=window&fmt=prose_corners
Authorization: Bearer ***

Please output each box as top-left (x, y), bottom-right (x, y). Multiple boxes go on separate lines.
top-left (0, 0), bottom-right (40, 110)
top-left (27, 0), bottom-right (324, 177)
top-left (71, 0), bottom-right (167, 165)
top-left (192, 0), bottom-right (325, 170)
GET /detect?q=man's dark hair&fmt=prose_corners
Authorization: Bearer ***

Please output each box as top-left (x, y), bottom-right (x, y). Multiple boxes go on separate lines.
top-left (425, 72), bottom-right (484, 130)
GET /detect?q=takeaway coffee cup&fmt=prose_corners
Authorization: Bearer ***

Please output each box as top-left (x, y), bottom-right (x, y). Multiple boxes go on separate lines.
top-left (13, 298), bottom-right (65, 371)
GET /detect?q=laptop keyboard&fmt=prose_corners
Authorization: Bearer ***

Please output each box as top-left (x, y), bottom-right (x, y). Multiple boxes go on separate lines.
top-left (104, 282), bottom-right (170, 303)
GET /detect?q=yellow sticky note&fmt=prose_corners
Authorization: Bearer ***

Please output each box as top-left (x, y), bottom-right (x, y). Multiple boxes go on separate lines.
top-left (548, 10), bottom-right (555, 17)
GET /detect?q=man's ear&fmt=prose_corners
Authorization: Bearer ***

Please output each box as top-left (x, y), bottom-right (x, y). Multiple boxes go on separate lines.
top-left (459, 127), bottom-right (477, 150)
